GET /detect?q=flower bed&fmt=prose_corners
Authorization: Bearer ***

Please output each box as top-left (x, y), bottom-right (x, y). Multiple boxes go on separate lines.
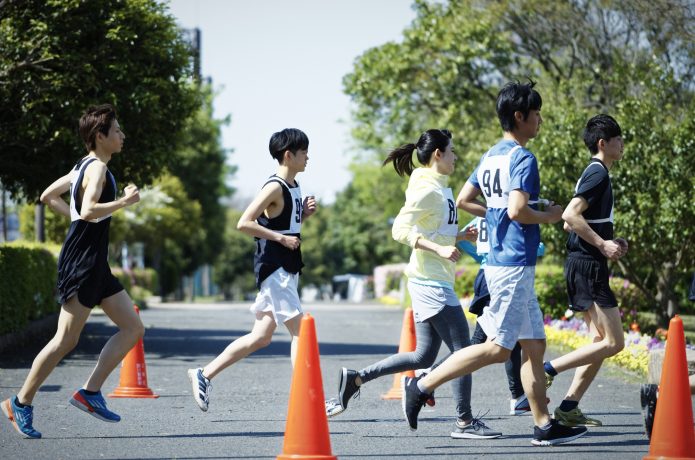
top-left (543, 316), bottom-right (654, 375)
top-left (462, 300), bottom-right (661, 377)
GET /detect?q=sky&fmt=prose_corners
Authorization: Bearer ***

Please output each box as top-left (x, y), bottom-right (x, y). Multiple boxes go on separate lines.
top-left (163, 0), bottom-right (417, 206)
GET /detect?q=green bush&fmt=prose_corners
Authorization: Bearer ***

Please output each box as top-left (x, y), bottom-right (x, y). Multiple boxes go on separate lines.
top-left (454, 263), bottom-right (480, 299)
top-left (535, 264), bottom-right (567, 319)
top-left (111, 267), bottom-right (158, 308)
top-left (0, 243), bottom-right (59, 335)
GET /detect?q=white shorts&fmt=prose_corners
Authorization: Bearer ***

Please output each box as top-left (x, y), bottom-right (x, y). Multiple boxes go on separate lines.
top-left (250, 268), bottom-right (303, 325)
top-left (476, 265), bottom-right (546, 350)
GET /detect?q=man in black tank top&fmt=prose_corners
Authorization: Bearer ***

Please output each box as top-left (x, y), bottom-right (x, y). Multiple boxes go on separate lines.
top-left (2, 105), bottom-right (144, 438)
top-left (187, 128), bottom-right (317, 413)
top-left (542, 114), bottom-right (629, 428)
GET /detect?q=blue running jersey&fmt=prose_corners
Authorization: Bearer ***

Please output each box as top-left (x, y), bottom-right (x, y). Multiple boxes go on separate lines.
top-left (468, 139), bottom-right (541, 266)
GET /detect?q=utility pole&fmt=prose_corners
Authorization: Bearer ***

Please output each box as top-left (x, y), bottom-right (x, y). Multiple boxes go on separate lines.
top-left (35, 202), bottom-right (45, 242)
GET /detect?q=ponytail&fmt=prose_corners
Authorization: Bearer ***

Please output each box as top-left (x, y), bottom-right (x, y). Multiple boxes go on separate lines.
top-left (383, 143), bottom-right (416, 176)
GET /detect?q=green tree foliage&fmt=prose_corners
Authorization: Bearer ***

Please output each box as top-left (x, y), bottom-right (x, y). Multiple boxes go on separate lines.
top-left (0, 0), bottom-right (198, 200)
top-left (336, 0), bottom-right (694, 322)
top-left (168, 84), bottom-right (233, 267)
top-left (111, 174), bottom-right (205, 297)
top-left (213, 209), bottom-right (256, 300)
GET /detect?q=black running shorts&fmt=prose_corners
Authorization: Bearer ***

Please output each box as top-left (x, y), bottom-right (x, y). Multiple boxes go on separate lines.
top-left (564, 256), bottom-right (617, 312)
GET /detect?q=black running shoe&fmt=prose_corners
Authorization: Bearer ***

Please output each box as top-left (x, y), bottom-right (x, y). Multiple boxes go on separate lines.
top-left (338, 368), bottom-right (360, 411)
top-left (640, 383), bottom-right (658, 439)
top-left (401, 375), bottom-right (430, 431)
top-left (531, 419), bottom-right (587, 446)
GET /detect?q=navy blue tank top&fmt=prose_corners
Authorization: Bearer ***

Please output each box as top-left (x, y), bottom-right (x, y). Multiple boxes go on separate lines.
top-left (253, 175), bottom-right (304, 288)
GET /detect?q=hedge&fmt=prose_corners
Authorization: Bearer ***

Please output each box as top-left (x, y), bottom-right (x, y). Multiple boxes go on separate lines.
top-left (0, 243), bottom-right (59, 335)
top-left (111, 267), bottom-right (158, 308)
top-left (455, 261), bottom-right (654, 328)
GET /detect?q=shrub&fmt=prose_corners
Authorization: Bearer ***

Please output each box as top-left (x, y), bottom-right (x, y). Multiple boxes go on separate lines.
top-left (535, 264), bottom-right (567, 319)
top-left (111, 267), bottom-right (158, 308)
top-left (0, 243), bottom-right (59, 335)
top-left (454, 263), bottom-right (480, 299)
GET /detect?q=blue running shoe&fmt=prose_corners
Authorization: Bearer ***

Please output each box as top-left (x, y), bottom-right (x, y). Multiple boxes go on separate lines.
top-left (2, 396), bottom-right (42, 439)
top-left (69, 389), bottom-right (121, 422)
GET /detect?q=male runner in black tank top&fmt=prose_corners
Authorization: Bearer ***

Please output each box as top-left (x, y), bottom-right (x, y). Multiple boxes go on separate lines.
top-left (542, 114), bottom-right (629, 428)
top-left (187, 128), bottom-right (317, 413)
top-left (2, 105), bottom-right (143, 439)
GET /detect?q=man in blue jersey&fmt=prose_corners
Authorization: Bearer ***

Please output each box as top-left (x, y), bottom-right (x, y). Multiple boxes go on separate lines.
top-left (542, 114), bottom-right (628, 427)
top-left (402, 81), bottom-right (587, 446)
top-left (459, 216), bottom-right (546, 416)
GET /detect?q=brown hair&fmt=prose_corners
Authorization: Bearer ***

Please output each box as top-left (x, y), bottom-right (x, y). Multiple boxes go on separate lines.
top-left (79, 104), bottom-right (117, 151)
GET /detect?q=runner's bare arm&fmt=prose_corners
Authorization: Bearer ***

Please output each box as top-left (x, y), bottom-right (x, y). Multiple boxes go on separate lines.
top-left (237, 182), bottom-right (300, 250)
top-left (40, 173), bottom-right (72, 218)
top-left (80, 162), bottom-right (139, 220)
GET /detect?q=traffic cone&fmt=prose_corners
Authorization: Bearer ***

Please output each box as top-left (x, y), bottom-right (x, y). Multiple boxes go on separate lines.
top-left (277, 314), bottom-right (336, 460)
top-left (381, 308), bottom-right (416, 400)
top-left (644, 315), bottom-right (695, 459)
top-left (108, 305), bottom-right (159, 399)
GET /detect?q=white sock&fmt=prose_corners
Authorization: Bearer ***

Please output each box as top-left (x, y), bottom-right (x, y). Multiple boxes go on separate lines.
top-left (416, 379), bottom-right (430, 394)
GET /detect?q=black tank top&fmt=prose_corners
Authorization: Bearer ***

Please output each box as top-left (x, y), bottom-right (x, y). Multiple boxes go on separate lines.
top-left (253, 175), bottom-right (304, 288)
top-left (56, 157), bottom-right (118, 304)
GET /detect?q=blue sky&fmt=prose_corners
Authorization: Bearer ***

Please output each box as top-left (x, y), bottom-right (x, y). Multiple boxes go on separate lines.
top-left (163, 0), bottom-right (416, 205)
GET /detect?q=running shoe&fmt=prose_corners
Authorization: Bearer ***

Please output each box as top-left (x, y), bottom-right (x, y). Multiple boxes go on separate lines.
top-left (510, 394), bottom-right (531, 415)
top-left (188, 368), bottom-right (212, 412)
top-left (532, 419), bottom-right (587, 446)
top-left (338, 368), bottom-right (360, 412)
top-left (554, 406), bottom-right (602, 427)
top-left (451, 415), bottom-right (502, 439)
top-left (325, 397), bottom-right (344, 418)
top-left (2, 396), bottom-right (41, 439)
top-left (545, 372), bottom-right (554, 389)
top-left (510, 394), bottom-right (550, 415)
top-left (401, 375), bottom-right (430, 431)
top-left (415, 369), bottom-right (436, 406)
top-left (69, 389), bottom-right (121, 422)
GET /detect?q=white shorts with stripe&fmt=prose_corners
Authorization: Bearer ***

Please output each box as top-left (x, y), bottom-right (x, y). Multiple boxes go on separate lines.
top-left (250, 268), bottom-right (303, 324)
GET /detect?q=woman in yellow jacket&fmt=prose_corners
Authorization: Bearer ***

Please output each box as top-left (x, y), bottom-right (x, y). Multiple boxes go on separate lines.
top-left (326, 129), bottom-right (500, 439)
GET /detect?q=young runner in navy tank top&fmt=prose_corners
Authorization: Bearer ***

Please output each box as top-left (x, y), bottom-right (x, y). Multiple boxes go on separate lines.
top-left (187, 128), bottom-right (317, 413)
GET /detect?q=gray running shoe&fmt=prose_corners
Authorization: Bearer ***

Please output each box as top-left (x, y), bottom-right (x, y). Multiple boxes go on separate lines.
top-left (451, 417), bottom-right (503, 439)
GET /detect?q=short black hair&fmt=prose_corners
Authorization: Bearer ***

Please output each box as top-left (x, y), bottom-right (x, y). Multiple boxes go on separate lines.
top-left (496, 80), bottom-right (542, 132)
top-left (583, 114), bottom-right (622, 154)
top-left (268, 128), bottom-right (309, 164)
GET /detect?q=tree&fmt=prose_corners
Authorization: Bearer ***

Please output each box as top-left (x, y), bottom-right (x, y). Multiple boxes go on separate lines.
top-left (0, 0), bottom-right (199, 200)
top-left (342, 0), bottom-right (695, 323)
top-left (213, 209), bottom-right (256, 300)
top-left (168, 84), bottom-right (233, 267)
top-left (299, 163), bottom-right (410, 287)
top-left (111, 174), bottom-right (206, 297)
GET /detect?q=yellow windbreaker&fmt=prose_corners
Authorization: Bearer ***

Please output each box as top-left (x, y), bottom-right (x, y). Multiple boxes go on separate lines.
top-left (391, 167), bottom-right (459, 285)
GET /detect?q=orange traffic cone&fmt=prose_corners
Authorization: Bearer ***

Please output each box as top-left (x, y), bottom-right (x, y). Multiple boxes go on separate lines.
top-left (381, 308), bottom-right (416, 400)
top-left (108, 306), bottom-right (159, 399)
top-left (644, 315), bottom-right (695, 459)
top-left (277, 314), bottom-right (336, 460)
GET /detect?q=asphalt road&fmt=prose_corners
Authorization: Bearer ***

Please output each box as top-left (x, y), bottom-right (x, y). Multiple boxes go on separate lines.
top-left (0, 301), bottom-right (670, 459)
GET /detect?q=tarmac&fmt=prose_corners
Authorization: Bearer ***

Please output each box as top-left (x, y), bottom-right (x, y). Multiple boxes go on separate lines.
top-left (0, 300), bottom-right (674, 459)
